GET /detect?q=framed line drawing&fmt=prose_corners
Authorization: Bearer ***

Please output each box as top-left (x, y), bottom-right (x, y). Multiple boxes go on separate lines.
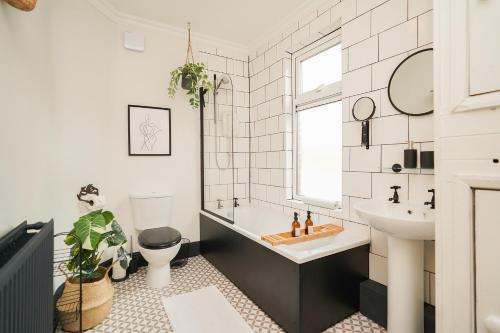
top-left (128, 105), bottom-right (171, 156)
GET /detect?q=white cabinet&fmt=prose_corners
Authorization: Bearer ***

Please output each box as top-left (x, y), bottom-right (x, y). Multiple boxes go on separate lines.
top-left (475, 190), bottom-right (500, 333)
top-left (436, 0), bottom-right (500, 113)
top-left (436, 0), bottom-right (500, 331)
top-left (469, 0), bottom-right (500, 96)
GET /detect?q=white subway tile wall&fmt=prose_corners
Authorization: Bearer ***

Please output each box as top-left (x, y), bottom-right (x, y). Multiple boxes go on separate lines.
top-left (246, 0), bottom-right (435, 304)
top-left (371, 0), bottom-right (408, 35)
top-left (348, 36), bottom-right (379, 71)
top-left (201, 50), bottom-right (250, 211)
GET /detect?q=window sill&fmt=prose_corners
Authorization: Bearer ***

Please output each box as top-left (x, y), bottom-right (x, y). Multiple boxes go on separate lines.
top-left (288, 198), bottom-right (342, 215)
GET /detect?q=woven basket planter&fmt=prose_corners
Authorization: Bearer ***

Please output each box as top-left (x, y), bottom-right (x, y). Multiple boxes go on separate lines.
top-left (56, 267), bottom-right (114, 332)
top-left (4, 0), bottom-right (37, 11)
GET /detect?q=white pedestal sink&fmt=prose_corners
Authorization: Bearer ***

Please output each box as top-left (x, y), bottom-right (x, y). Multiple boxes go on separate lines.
top-left (354, 199), bottom-right (435, 333)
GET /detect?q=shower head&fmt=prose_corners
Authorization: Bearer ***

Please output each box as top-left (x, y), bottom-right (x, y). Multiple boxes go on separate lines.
top-left (215, 75), bottom-right (230, 91)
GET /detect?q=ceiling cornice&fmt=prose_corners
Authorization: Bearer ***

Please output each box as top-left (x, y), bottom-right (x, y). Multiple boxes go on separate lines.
top-left (87, 0), bottom-right (249, 55)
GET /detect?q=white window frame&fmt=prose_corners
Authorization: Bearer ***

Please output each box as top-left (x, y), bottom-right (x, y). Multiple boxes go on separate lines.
top-left (291, 30), bottom-right (342, 209)
top-left (293, 31), bottom-right (342, 109)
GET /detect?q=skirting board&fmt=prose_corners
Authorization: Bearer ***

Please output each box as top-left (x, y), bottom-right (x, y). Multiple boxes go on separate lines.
top-left (102, 241), bottom-right (200, 270)
top-left (360, 279), bottom-right (435, 332)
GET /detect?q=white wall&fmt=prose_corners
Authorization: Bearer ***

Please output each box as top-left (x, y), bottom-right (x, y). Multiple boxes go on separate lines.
top-left (248, 0), bottom-right (436, 304)
top-left (0, 1), bottom-right (55, 237)
top-left (0, 0), bottom-right (247, 247)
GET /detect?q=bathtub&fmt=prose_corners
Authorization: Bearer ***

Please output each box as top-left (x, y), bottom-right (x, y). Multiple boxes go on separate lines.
top-left (200, 205), bottom-right (370, 333)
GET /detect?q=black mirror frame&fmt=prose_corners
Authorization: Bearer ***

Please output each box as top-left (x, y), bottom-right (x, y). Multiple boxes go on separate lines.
top-left (387, 48), bottom-right (434, 117)
top-left (352, 96), bottom-right (376, 121)
top-left (352, 96), bottom-right (376, 150)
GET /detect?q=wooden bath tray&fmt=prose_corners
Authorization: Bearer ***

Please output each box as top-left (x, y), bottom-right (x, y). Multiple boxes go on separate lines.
top-left (261, 224), bottom-right (344, 246)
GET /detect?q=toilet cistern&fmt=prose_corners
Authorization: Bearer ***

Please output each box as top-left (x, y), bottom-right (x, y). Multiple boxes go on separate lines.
top-left (130, 192), bottom-right (181, 289)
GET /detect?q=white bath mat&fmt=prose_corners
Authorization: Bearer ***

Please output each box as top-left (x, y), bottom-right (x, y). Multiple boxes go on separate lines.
top-left (162, 285), bottom-right (254, 333)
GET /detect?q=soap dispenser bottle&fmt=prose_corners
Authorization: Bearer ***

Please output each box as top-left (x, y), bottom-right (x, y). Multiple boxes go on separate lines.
top-left (305, 211), bottom-right (314, 235)
top-left (292, 212), bottom-right (301, 237)
top-left (404, 141), bottom-right (417, 168)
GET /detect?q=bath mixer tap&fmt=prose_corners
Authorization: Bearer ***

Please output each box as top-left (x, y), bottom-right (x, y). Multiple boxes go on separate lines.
top-left (389, 186), bottom-right (401, 203)
top-left (233, 197), bottom-right (240, 208)
top-left (424, 189), bottom-right (435, 209)
top-left (216, 199), bottom-right (223, 209)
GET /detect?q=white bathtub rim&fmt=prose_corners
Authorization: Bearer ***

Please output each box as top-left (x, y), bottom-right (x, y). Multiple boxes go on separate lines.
top-left (200, 210), bottom-right (370, 264)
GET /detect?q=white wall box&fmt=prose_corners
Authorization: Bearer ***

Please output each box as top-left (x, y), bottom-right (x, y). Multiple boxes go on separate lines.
top-left (124, 31), bottom-right (145, 52)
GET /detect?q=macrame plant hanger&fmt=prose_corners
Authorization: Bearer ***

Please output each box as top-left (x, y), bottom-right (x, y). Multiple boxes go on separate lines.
top-left (185, 22), bottom-right (194, 65)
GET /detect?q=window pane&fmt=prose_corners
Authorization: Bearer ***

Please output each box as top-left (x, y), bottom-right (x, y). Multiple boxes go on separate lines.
top-left (297, 101), bottom-right (342, 203)
top-left (300, 44), bottom-right (342, 94)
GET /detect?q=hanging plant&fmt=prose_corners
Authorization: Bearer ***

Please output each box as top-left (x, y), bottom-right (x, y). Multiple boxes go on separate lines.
top-left (168, 63), bottom-right (212, 109)
top-left (168, 23), bottom-right (213, 109)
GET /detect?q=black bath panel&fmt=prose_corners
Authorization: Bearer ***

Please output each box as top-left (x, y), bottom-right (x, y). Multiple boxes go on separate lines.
top-left (200, 213), bottom-right (369, 333)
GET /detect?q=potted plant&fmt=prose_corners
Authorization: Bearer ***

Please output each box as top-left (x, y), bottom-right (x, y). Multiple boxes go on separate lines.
top-left (168, 62), bottom-right (212, 109)
top-left (168, 23), bottom-right (213, 109)
top-left (56, 209), bottom-right (129, 332)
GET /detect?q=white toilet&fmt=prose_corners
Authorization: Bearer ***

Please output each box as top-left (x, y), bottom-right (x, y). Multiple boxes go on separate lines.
top-left (130, 192), bottom-right (181, 289)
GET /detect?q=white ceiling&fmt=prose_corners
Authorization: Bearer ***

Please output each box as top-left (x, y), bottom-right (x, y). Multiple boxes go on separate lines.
top-left (105, 0), bottom-right (312, 47)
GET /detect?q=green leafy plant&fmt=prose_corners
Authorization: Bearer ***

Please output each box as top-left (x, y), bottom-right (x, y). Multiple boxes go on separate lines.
top-left (168, 62), bottom-right (213, 109)
top-left (64, 210), bottom-right (129, 282)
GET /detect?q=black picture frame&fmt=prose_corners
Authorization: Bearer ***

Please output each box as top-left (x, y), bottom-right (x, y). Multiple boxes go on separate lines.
top-left (128, 104), bottom-right (171, 156)
top-left (387, 48), bottom-right (434, 116)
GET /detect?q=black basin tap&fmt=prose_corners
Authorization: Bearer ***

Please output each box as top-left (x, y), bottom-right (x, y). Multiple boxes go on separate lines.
top-left (389, 186), bottom-right (401, 204)
top-left (424, 189), bottom-right (435, 209)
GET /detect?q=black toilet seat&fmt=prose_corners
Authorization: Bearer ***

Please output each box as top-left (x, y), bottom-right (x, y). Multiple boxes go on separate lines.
top-left (138, 226), bottom-right (181, 250)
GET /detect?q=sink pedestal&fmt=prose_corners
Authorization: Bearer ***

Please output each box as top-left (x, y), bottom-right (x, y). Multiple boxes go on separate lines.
top-left (354, 199), bottom-right (434, 332)
top-left (387, 236), bottom-right (424, 333)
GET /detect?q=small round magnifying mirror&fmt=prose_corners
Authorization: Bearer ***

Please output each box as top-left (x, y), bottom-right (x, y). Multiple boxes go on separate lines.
top-left (352, 97), bottom-right (375, 121)
top-left (352, 97), bottom-right (375, 149)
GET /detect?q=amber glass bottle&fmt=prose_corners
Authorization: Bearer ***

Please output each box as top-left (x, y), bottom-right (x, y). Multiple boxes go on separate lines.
top-left (305, 210), bottom-right (314, 235)
top-left (292, 212), bottom-right (301, 237)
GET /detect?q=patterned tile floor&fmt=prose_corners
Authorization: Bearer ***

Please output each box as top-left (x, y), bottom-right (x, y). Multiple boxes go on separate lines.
top-left (62, 255), bottom-right (385, 333)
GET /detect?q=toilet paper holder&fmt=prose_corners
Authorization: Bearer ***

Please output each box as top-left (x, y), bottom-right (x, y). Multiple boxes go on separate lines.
top-left (76, 184), bottom-right (100, 206)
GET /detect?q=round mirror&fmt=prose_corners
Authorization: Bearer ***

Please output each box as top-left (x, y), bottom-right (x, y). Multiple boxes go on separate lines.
top-left (388, 48), bottom-right (433, 116)
top-left (352, 97), bottom-right (375, 121)
top-left (352, 97), bottom-right (376, 150)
